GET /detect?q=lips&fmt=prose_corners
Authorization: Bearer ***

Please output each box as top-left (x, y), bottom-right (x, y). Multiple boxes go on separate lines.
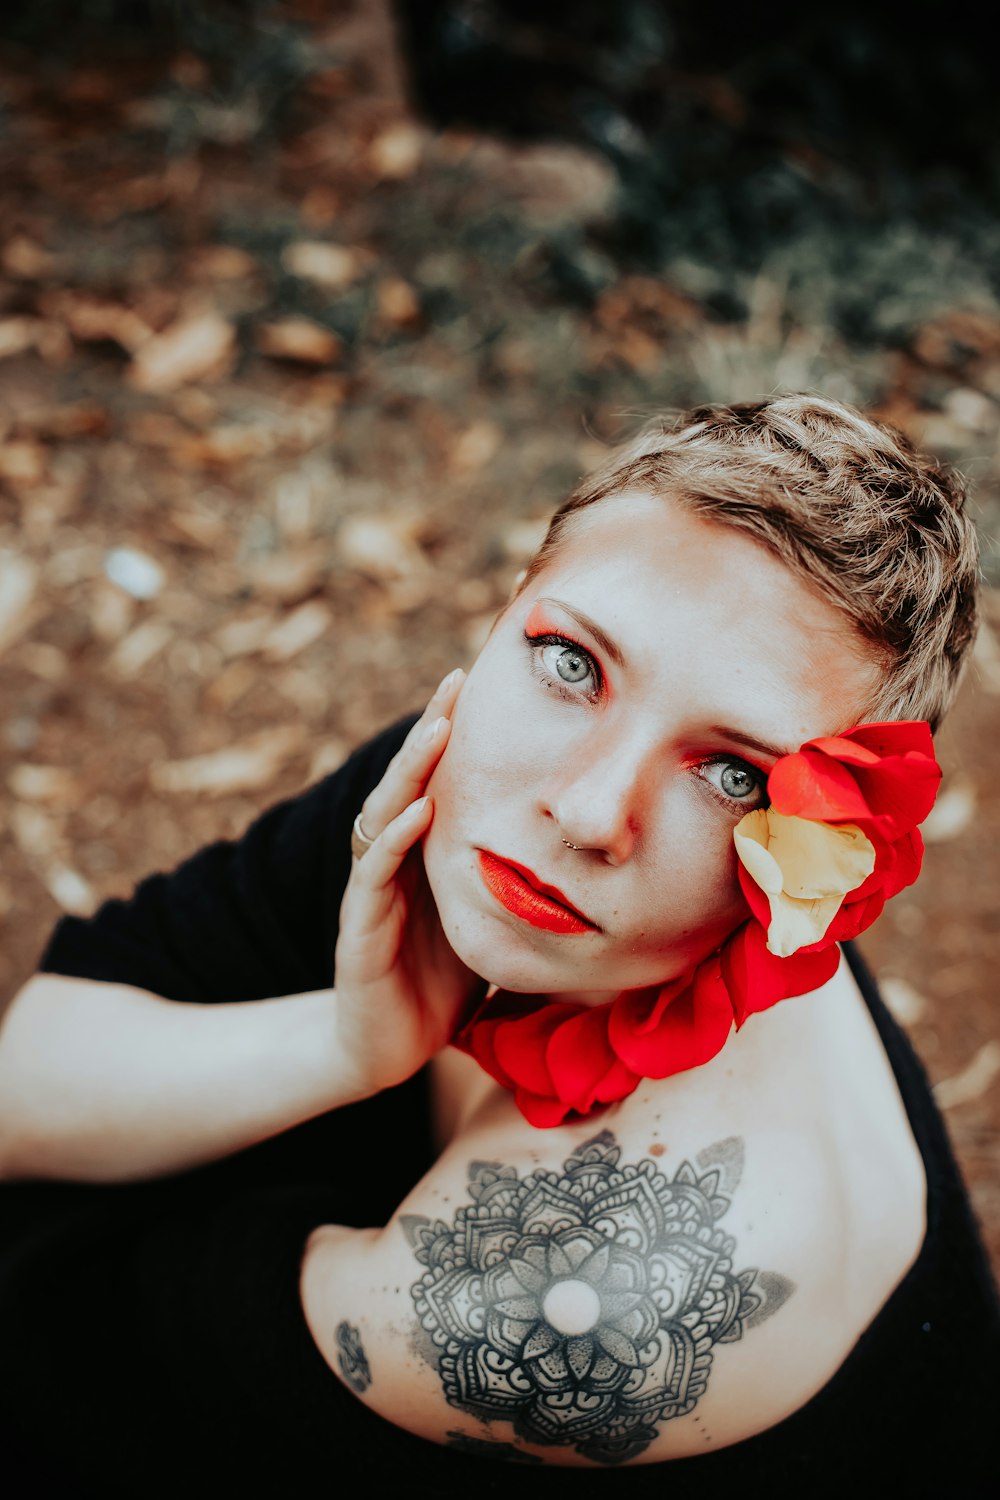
top-left (477, 850), bottom-right (597, 935)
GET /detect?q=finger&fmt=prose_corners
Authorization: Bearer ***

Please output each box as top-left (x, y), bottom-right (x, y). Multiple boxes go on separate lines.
top-left (344, 797), bottom-right (434, 930)
top-left (358, 670), bottom-right (463, 837)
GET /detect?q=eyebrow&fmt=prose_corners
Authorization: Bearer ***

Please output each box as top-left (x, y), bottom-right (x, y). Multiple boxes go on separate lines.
top-left (539, 597), bottom-right (798, 762)
top-left (538, 597), bottom-right (627, 671)
top-left (708, 726), bottom-right (798, 764)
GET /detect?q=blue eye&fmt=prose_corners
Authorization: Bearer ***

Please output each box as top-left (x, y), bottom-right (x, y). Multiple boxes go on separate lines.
top-left (526, 633), bottom-right (602, 699)
top-left (700, 758), bottom-right (767, 810)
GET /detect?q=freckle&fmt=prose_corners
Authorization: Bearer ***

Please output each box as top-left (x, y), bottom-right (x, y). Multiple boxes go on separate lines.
top-left (649, 1143), bottom-right (665, 1157)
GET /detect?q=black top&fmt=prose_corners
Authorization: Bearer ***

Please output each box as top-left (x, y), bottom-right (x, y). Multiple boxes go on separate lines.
top-left (2, 717), bottom-right (998, 1499)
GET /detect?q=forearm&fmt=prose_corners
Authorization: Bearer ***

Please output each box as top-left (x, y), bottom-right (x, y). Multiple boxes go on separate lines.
top-left (0, 973), bottom-right (367, 1183)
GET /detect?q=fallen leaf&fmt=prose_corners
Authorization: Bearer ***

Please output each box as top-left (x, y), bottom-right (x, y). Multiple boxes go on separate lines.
top-left (10, 803), bottom-right (61, 861)
top-left (500, 517), bottom-right (549, 560)
top-left (0, 441), bottom-right (46, 485)
top-left (282, 240), bottom-right (366, 289)
top-left (41, 291), bottom-right (153, 353)
top-left (149, 725), bottom-right (305, 797)
top-left (921, 779), bottom-right (976, 843)
top-left (178, 423), bottom-right (277, 468)
top-left (89, 581), bottom-right (136, 643)
top-left (129, 308), bottom-right (235, 392)
top-left (8, 763), bottom-right (81, 805)
top-left (934, 1040), bottom-right (1000, 1110)
top-left (879, 975), bottom-right (927, 1026)
top-left (108, 619), bottom-right (174, 678)
top-left (256, 317), bottom-right (341, 366)
top-left (375, 276), bottom-right (421, 329)
top-left (305, 738), bottom-right (350, 785)
top-left (212, 611), bottom-right (278, 658)
top-left (449, 420), bottom-right (502, 474)
top-left (0, 317), bottom-right (41, 360)
top-left (0, 552), bottom-right (38, 654)
top-left (3, 234), bottom-right (54, 279)
top-left (104, 546), bottom-right (166, 600)
top-left (337, 514), bottom-right (425, 579)
top-left (17, 642), bottom-right (68, 681)
top-left (188, 244), bottom-right (259, 279)
top-left (247, 545), bottom-right (329, 604)
top-left (44, 866), bottom-right (98, 916)
top-left (368, 122), bottom-right (424, 180)
top-left (261, 600), bottom-right (333, 661)
top-left (202, 659), bottom-right (257, 710)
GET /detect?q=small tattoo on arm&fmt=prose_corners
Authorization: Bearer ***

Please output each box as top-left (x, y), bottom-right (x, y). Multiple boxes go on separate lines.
top-left (335, 1320), bottom-right (372, 1394)
top-left (409, 1131), bottom-right (791, 1465)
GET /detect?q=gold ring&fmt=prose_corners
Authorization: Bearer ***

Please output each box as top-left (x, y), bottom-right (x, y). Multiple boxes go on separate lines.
top-left (351, 811), bottom-right (376, 860)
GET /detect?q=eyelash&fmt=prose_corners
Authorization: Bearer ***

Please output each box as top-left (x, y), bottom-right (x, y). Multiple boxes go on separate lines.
top-left (524, 630), bottom-right (603, 703)
top-left (696, 755), bottom-right (770, 814)
top-left (524, 629), bottom-right (770, 814)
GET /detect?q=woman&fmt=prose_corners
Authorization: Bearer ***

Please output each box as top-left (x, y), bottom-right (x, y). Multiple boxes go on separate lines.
top-left (1, 396), bottom-right (997, 1496)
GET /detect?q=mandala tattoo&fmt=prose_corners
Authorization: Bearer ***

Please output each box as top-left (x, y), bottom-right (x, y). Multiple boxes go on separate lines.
top-left (407, 1131), bottom-right (786, 1465)
top-left (446, 1432), bottom-right (542, 1463)
top-left (335, 1320), bottom-right (372, 1394)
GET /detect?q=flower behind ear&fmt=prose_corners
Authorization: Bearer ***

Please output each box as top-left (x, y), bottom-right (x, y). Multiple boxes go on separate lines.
top-left (734, 808), bottom-right (876, 957)
top-left (735, 720), bottom-right (940, 960)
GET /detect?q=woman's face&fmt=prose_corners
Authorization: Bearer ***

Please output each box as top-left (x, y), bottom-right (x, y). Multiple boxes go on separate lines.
top-left (422, 491), bottom-right (881, 1004)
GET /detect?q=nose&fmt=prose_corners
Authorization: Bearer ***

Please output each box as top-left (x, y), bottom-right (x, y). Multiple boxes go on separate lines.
top-left (540, 727), bottom-right (652, 864)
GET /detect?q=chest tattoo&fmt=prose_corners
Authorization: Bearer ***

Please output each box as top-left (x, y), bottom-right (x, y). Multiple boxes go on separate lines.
top-left (404, 1130), bottom-right (790, 1465)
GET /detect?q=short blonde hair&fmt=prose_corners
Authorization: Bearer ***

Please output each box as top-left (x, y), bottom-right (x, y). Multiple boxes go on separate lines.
top-left (522, 395), bottom-right (980, 729)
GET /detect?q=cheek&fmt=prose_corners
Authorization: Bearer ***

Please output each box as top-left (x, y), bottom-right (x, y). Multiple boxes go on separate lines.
top-left (635, 810), bottom-right (747, 950)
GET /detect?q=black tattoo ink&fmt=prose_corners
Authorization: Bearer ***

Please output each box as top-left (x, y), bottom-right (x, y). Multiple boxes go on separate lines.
top-left (445, 1432), bottom-right (543, 1463)
top-left (743, 1269), bottom-right (795, 1329)
top-left (409, 1131), bottom-right (784, 1465)
top-left (335, 1320), bottom-right (372, 1394)
top-left (696, 1136), bottom-right (745, 1196)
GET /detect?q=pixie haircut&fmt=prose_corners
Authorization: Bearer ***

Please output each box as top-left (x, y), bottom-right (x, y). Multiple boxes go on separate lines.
top-left (522, 395), bottom-right (980, 730)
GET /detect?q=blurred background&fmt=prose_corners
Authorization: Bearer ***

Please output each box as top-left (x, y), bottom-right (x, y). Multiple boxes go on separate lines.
top-left (0, 1), bottom-right (997, 1270)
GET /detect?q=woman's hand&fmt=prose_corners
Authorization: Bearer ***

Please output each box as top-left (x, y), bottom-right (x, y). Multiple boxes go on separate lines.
top-left (332, 669), bottom-right (487, 1098)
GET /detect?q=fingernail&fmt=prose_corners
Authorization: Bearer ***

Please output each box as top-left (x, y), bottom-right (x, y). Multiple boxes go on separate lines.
top-left (409, 796), bottom-right (429, 815)
top-left (437, 667), bottom-right (462, 693)
top-left (420, 717), bottom-right (446, 746)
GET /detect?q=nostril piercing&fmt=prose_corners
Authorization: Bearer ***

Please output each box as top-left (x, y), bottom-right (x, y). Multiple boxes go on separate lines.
top-left (562, 839), bottom-right (582, 850)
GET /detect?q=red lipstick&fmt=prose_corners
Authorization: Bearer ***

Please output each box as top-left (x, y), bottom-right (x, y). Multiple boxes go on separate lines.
top-left (477, 851), bottom-right (596, 935)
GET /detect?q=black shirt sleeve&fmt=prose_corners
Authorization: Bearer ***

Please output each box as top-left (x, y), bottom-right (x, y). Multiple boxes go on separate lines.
top-left (38, 715), bottom-right (418, 1004)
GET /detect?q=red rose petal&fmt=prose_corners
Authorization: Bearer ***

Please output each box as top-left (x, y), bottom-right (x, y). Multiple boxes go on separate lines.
top-left (850, 758), bottom-right (941, 840)
top-left (768, 747), bottom-right (871, 823)
top-left (843, 721), bottom-right (936, 761)
top-left (516, 1089), bottom-right (573, 1127)
top-left (493, 1003), bottom-right (577, 1095)
top-left (737, 862), bottom-right (774, 927)
top-left (608, 961), bottom-right (733, 1077)
top-left (453, 1014), bottom-right (517, 1090)
top-left (546, 1007), bottom-right (617, 1112)
top-left (722, 921), bottom-right (840, 1025)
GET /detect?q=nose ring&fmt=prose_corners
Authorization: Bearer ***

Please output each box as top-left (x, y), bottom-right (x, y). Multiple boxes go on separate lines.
top-left (562, 839), bottom-right (581, 850)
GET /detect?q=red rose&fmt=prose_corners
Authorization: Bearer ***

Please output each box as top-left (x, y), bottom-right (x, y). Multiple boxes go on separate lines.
top-left (740, 720), bottom-right (940, 950)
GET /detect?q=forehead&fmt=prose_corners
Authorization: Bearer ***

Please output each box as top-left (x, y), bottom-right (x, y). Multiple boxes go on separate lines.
top-left (526, 491), bottom-right (882, 741)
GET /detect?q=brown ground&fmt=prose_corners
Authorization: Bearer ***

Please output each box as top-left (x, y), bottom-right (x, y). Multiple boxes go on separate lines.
top-left (1, 4), bottom-right (998, 1278)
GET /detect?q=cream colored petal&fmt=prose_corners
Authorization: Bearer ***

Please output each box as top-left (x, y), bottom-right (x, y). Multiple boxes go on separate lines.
top-left (764, 812), bottom-right (875, 900)
top-left (764, 890), bottom-right (845, 958)
top-left (733, 809), bottom-right (783, 895)
top-left (733, 807), bottom-right (877, 959)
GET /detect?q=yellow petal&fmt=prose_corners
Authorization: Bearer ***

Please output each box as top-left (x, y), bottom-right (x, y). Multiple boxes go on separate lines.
top-left (732, 809), bottom-right (782, 894)
top-left (734, 808), bottom-right (876, 957)
top-left (763, 812), bottom-right (875, 899)
top-left (763, 890), bottom-right (845, 957)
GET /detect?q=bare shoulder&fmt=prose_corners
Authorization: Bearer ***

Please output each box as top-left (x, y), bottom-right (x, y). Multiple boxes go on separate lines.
top-left (300, 957), bottom-right (926, 1467)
